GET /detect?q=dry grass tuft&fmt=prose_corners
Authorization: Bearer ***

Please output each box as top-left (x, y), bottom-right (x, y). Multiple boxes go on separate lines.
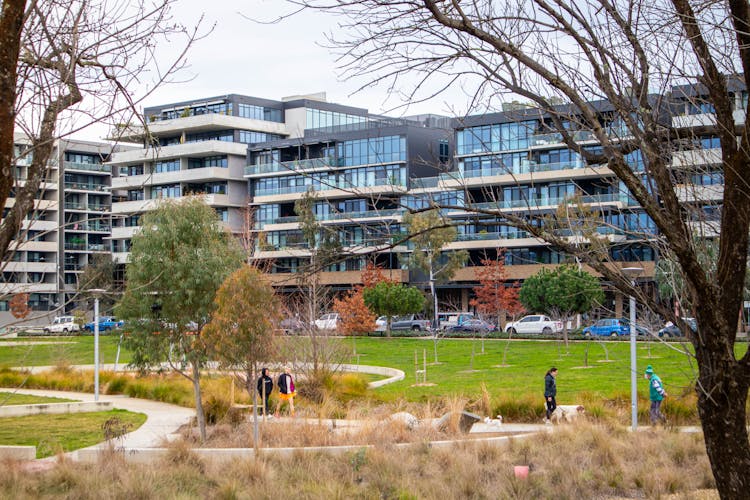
top-left (0, 422), bottom-right (716, 499)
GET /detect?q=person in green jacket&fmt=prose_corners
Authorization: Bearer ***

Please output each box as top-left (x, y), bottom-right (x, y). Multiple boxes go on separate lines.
top-left (644, 365), bottom-right (667, 424)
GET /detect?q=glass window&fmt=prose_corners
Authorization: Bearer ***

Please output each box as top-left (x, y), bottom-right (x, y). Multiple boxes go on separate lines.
top-left (154, 159), bottom-right (180, 173)
top-left (188, 156), bottom-right (228, 169)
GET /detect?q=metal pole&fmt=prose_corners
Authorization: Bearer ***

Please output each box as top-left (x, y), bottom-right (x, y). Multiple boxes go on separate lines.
top-left (94, 296), bottom-right (100, 402)
top-left (630, 291), bottom-right (637, 431)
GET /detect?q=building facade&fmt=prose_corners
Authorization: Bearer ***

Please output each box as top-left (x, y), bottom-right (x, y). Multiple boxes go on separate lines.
top-left (3, 82), bottom-right (741, 327)
top-left (1, 136), bottom-right (128, 327)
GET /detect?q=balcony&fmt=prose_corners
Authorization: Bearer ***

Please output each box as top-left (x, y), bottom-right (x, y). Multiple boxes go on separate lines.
top-left (671, 148), bottom-right (722, 168)
top-left (64, 181), bottom-right (109, 192)
top-left (470, 193), bottom-right (622, 212)
top-left (110, 113), bottom-right (288, 142)
top-left (529, 130), bottom-right (596, 147)
top-left (108, 140), bottom-right (247, 164)
top-left (112, 166), bottom-right (233, 189)
top-left (64, 161), bottom-right (111, 174)
top-left (244, 157), bottom-right (335, 177)
top-left (252, 179), bottom-right (408, 203)
top-left (64, 201), bottom-right (85, 210)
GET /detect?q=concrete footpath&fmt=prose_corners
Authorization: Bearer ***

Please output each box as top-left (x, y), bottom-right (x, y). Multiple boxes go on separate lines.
top-left (2, 388), bottom-right (194, 450)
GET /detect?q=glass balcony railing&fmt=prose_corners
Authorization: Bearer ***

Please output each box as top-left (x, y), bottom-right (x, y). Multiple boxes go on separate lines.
top-left (257, 208), bottom-right (404, 228)
top-left (456, 231), bottom-right (531, 241)
top-left (254, 178), bottom-right (406, 197)
top-left (64, 161), bottom-right (110, 173)
top-left (64, 182), bottom-right (109, 191)
top-left (245, 157), bottom-right (335, 176)
top-left (64, 202), bottom-right (85, 210)
top-left (471, 193), bottom-right (621, 211)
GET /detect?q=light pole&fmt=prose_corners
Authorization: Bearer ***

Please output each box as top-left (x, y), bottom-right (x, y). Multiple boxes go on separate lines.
top-left (622, 267), bottom-right (643, 431)
top-left (86, 289), bottom-right (107, 401)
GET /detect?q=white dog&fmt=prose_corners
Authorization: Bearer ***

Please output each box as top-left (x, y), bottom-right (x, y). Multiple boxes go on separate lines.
top-left (549, 405), bottom-right (586, 424)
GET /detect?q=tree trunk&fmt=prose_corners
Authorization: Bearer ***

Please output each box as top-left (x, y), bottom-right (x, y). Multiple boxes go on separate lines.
top-left (0, 0), bottom-right (25, 215)
top-left (696, 356), bottom-right (750, 499)
top-left (247, 366), bottom-right (259, 452)
top-left (190, 359), bottom-right (207, 442)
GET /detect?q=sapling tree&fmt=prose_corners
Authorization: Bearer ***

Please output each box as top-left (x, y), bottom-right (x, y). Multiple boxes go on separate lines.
top-left (117, 198), bottom-right (244, 442)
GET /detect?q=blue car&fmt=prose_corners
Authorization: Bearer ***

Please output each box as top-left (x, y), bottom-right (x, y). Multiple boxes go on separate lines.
top-left (83, 316), bottom-right (124, 332)
top-left (583, 318), bottom-right (649, 337)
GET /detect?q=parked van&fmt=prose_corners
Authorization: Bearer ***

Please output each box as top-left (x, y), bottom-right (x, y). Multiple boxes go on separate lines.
top-left (43, 316), bottom-right (80, 334)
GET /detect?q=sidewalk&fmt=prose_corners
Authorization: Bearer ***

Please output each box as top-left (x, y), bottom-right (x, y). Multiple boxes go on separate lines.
top-left (2, 388), bottom-right (194, 449)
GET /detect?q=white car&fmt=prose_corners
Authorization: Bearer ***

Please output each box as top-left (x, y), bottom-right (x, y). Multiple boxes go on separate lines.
top-left (314, 313), bottom-right (340, 330)
top-left (504, 315), bottom-right (562, 335)
top-left (43, 316), bottom-right (80, 334)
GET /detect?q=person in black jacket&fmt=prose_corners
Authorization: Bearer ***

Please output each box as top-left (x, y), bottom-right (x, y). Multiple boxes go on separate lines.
top-left (544, 367), bottom-right (558, 423)
top-left (275, 366), bottom-right (296, 417)
top-left (257, 367), bottom-right (273, 416)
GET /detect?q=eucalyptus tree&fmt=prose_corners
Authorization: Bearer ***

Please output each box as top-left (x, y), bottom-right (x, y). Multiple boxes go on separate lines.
top-left (117, 198), bottom-right (244, 442)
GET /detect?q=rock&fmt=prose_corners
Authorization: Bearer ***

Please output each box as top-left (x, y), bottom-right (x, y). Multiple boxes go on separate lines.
top-left (436, 410), bottom-right (482, 433)
top-left (389, 412), bottom-right (420, 430)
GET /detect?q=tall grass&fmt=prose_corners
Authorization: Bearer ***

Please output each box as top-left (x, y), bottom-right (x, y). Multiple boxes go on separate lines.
top-left (0, 423), bottom-right (715, 499)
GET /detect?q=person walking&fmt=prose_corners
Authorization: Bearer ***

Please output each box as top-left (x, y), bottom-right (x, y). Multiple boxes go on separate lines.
top-left (257, 367), bottom-right (273, 416)
top-left (645, 364), bottom-right (667, 424)
top-left (275, 366), bottom-right (296, 417)
top-left (544, 367), bottom-right (558, 424)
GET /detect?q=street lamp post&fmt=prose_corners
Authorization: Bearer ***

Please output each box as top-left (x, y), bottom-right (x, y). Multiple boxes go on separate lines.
top-left (622, 267), bottom-right (643, 431)
top-left (86, 289), bottom-right (107, 402)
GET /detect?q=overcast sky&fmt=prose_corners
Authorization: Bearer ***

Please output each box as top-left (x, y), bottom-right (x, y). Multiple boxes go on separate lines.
top-left (96, 0), bottom-right (468, 135)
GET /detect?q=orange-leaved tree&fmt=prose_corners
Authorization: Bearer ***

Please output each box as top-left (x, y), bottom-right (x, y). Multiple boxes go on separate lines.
top-left (333, 261), bottom-right (394, 335)
top-left (470, 251), bottom-right (524, 329)
top-left (333, 290), bottom-right (376, 335)
top-left (203, 265), bottom-right (280, 412)
top-left (9, 292), bottom-right (30, 320)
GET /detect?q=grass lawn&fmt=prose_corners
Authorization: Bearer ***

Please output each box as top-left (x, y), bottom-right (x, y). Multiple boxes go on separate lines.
top-left (0, 409), bottom-right (146, 458)
top-left (0, 392), bottom-right (74, 405)
top-left (342, 336), bottom-right (717, 404)
top-left (0, 335), bottom-right (129, 367)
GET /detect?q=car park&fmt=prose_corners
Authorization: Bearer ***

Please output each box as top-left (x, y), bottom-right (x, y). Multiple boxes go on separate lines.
top-left (657, 317), bottom-right (696, 338)
top-left (446, 318), bottom-right (494, 333)
top-left (83, 316), bottom-right (124, 332)
top-left (43, 316), bottom-right (80, 334)
top-left (583, 318), bottom-right (649, 337)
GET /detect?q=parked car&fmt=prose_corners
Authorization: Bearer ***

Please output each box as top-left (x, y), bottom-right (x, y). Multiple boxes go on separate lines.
top-left (504, 315), bottom-right (562, 335)
top-left (583, 318), bottom-right (650, 337)
top-left (83, 316), bottom-right (124, 332)
top-left (391, 314), bottom-right (431, 331)
top-left (314, 313), bottom-right (340, 330)
top-left (438, 312), bottom-right (475, 330)
top-left (657, 317), bottom-right (696, 338)
top-left (446, 318), bottom-right (495, 334)
top-left (375, 316), bottom-right (388, 332)
top-left (374, 314), bottom-right (431, 332)
top-left (43, 316), bottom-right (80, 334)
top-left (280, 316), bottom-right (305, 334)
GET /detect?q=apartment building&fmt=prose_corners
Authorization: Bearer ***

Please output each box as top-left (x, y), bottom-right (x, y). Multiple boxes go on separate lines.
top-left (1, 136), bottom-right (126, 327)
top-left (246, 103), bottom-right (452, 291)
top-left (106, 93), bottom-right (317, 269)
top-left (3, 82), bottom-right (736, 326)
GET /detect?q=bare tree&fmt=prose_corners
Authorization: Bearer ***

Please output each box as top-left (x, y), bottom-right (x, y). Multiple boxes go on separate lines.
top-left (290, 1), bottom-right (750, 496)
top-left (0, 0), bottom-right (205, 262)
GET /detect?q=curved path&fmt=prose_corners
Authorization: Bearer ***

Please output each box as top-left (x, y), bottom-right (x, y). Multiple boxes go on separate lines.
top-left (2, 364), bottom-right (587, 465)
